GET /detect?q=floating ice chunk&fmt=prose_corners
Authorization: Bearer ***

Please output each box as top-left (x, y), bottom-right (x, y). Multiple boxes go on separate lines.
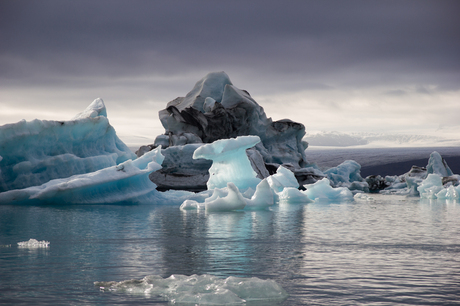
top-left (324, 160), bottom-right (368, 192)
top-left (417, 174), bottom-right (443, 199)
top-left (95, 274), bottom-right (288, 305)
top-left (278, 187), bottom-right (312, 204)
top-left (193, 136), bottom-right (262, 191)
top-left (353, 193), bottom-right (375, 202)
top-left (435, 185), bottom-right (460, 200)
top-left (266, 166), bottom-right (299, 193)
top-left (18, 238), bottom-right (50, 248)
top-left (244, 179), bottom-right (275, 209)
top-left (426, 151), bottom-right (453, 177)
top-left (324, 160), bottom-right (363, 185)
top-left (180, 199), bottom-right (202, 210)
top-left (205, 182), bottom-right (246, 212)
top-left (0, 98), bottom-right (136, 192)
top-left (0, 147), bottom-right (167, 204)
top-left (303, 178), bottom-right (354, 202)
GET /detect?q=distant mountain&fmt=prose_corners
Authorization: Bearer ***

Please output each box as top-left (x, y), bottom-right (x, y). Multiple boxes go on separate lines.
top-left (304, 131), bottom-right (459, 147)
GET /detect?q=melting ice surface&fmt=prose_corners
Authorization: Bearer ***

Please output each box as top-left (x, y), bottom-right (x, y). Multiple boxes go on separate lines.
top-left (95, 274), bottom-right (288, 305)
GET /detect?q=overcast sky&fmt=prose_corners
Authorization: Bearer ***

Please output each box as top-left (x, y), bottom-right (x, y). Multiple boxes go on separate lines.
top-left (1, 0), bottom-right (459, 146)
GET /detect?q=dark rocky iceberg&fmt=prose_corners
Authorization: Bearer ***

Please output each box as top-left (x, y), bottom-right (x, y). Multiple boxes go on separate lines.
top-left (137, 71), bottom-right (321, 191)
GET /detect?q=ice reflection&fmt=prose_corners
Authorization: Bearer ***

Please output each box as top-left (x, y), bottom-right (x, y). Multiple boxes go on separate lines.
top-left (1, 196), bottom-right (460, 305)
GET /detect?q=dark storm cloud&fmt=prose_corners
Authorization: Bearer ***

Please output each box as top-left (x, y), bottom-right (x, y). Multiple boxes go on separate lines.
top-left (1, 0), bottom-right (459, 92)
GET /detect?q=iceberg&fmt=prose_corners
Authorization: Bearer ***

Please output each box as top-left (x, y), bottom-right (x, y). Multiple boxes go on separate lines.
top-left (193, 135), bottom-right (262, 191)
top-left (303, 178), bottom-right (354, 202)
top-left (181, 179), bottom-right (275, 211)
top-left (266, 165), bottom-right (299, 193)
top-left (378, 151), bottom-right (459, 197)
top-left (137, 71), bottom-right (311, 191)
top-left (0, 98), bottom-right (136, 192)
top-left (0, 147), bottom-right (191, 205)
top-left (426, 151), bottom-right (453, 177)
top-left (95, 274), bottom-right (289, 305)
top-left (418, 174), bottom-right (444, 199)
top-left (278, 187), bottom-right (313, 204)
top-left (435, 185), bottom-right (460, 200)
top-left (324, 160), bottom-right (369, 193)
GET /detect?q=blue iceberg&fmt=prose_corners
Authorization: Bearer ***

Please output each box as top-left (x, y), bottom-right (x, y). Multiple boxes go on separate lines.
top-left (0, 98), bottom-right (136, 193)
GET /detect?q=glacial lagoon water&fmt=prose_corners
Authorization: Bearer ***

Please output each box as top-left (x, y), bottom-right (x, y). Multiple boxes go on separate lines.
top-left (1, 195), bottom-right (459, 305)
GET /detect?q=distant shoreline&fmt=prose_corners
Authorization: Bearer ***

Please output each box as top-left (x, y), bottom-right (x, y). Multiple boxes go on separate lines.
top-left (307, 146), bottom-right (460, 177)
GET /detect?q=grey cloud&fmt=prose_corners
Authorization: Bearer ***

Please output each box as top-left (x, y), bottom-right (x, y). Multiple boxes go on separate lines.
top-left (1, 0), bottom-right (459, 119)
top-left (383, 89), bottom-right (407, 97)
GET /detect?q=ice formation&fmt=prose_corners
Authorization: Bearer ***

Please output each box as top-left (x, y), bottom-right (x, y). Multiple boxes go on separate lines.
top-left (278, 187), bottom-right (313, 203)
top-left (179, 136), bottom-right (360, 211)
top-left (324, 160), bottom-right (369, 192)
top-left (266, 165), bottom-right (299, 193)
top-left (0, 98), bottom-right (136, 192)
top-left (418, 174), bottom-right (460, 200)
top-left (181, 179), bottom-right (276, 211)
top-left (193, 136), bottom-right (262, 191)
top-left (95, 274), bottom-right (289, 305)
top-left (303, 178), bottom-right (354, 202)
top-left (0, 147), bottom-right (193, 205)
top-left (17, 238), bottom-right (50, 248)
top-left (137, 71), bottom-right (312, 191)
top-left (426, 151), bottom-right (454, 177)
top-left (204, 182), bottom-right (247, 212)
top-left (378, 151), bottom-right (459, 197)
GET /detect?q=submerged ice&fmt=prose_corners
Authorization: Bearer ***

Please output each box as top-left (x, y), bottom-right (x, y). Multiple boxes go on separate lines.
top-left (95, 274), bottom-right (288, 305)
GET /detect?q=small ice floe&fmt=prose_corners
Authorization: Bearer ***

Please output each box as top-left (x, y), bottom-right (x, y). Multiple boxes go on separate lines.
top-left (17, 238), bottom-right (50, 248)
top-left (95, 274), bottom-right (289, 305)
top-left (354, 193), bottom-right (375, 202)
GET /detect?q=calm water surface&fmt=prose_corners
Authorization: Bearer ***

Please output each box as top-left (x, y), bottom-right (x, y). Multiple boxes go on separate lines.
top-left (1, 195), bottom-right (459, 305)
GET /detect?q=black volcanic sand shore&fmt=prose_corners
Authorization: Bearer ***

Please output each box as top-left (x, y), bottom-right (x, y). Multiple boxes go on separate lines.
top-left (307, 147), bottom-right (460, 177)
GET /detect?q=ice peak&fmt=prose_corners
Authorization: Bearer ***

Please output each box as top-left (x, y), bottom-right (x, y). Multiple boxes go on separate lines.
top-left (72, 98), bottom-right (107, 120)
top-left (175, 71), bottom-right (233, 113)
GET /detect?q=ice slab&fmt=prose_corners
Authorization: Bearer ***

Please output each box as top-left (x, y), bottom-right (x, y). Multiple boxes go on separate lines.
top-left (95, 274), bottom-right (288, 305)
top-left (0, 147), bottom-right (180, 205)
